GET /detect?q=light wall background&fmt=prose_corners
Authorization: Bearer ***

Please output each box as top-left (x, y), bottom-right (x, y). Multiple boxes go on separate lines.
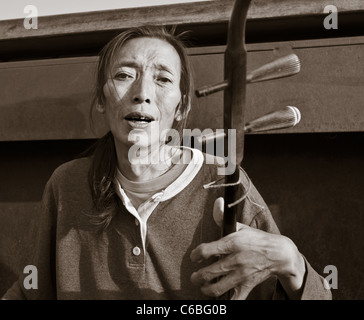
top-left (0, 0), bottom-right (211, 20)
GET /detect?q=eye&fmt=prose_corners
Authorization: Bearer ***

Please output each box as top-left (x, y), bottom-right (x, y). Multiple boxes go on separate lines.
top-left (114, 72), bottom-right (134, 81)
top-left (157, 76), bottom-right (172, 84)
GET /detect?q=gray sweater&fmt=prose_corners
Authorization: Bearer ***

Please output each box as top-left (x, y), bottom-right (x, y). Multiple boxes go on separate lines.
top-left (3, 156), bottom-right (331, 300)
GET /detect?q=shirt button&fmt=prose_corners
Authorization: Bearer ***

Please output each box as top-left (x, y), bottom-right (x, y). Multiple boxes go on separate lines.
top-left (135, 219), bottom-right (139, 226)
top-left (132, 246), bottom-right (141, 256)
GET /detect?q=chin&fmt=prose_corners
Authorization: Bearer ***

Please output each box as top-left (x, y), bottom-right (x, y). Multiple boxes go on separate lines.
top-left (127, 130), bottom-right (147, 146)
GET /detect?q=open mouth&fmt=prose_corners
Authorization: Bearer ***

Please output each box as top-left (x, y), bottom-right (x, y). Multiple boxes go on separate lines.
top-left (124, 112), bottom-right (155, 123)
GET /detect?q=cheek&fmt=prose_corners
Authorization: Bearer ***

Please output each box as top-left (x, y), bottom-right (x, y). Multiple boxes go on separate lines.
top-left (102, 83), bottom-right (124, 128)
top-left (158, 90), bottom-right (182, 122)
top-left (103, 81), bottom-right (126, 106)
top-left (102, 82), bottom-right (113, 102)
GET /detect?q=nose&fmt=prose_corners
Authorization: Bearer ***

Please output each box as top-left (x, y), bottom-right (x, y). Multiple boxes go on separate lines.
top-left (132, 76), bottom-right (152, 104)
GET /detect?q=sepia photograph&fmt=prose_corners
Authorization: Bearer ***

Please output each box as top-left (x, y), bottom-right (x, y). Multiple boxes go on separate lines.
top-left (0, 0), bottom-right (363, 306)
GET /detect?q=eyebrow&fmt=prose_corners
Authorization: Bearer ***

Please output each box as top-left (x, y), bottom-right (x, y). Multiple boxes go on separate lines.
top-left (113, 61), bottom-right (176, 76)
top-left (155, 64), bottom-right (175, 75)
top-left (113, 61), bottom-right (139, 69)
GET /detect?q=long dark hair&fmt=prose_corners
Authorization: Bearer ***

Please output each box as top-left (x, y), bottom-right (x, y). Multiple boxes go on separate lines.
top-left (85, 25), bottom-right (193, 232)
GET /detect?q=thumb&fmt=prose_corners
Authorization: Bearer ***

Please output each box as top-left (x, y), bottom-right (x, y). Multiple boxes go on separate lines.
top-left (213, 197), bottom-right (246, 232)
top-left (236, 222), bottom-right (246, 232)
top-left (213, 197), bottom-right (224, 228)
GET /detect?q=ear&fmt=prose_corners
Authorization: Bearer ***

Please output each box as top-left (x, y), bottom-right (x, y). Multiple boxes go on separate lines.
top-left (96, 104), bottom-right (105, 114)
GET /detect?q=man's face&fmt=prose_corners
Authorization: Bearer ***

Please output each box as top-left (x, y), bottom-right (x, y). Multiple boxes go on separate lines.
top-left (101, 37), bottom-right (182, 150)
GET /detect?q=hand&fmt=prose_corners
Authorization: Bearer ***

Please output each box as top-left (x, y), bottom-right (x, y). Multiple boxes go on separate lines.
top-left (190, 197), bottom-right (306, 299)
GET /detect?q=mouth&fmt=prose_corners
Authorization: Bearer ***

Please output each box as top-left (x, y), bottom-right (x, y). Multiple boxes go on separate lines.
top-left (124, 112), bottom-right (155, 123)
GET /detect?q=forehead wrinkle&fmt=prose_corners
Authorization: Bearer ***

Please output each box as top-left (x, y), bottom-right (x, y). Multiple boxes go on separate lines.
top-left (112, 41), bottom-right (181, 76)
top-left (112, 59), bottom-right (179, 77)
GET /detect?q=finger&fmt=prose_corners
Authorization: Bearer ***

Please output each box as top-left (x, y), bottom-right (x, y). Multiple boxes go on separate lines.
top-left (213, 197), bottom-right (224, 228)
top-left (200, 271), bottom-right (250, 298)
top-left (231, 285), bottom-right (252, 300)
top-left (231, 271), bottom-right (273, 300)
top-left (190, 255), bottom-right (234, 285)
top-left (190, 236), bottom-right (235, 262)
top-left (213, 197), bottom-right (247, 232)
top-left (191, 227), bottom-right (252, 262)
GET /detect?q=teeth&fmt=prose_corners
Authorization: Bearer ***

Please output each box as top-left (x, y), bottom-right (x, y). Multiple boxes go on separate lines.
top-left (125, 112), bottom-right (155, 123)
top-left (126, 117), bottom-right (152, 122)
